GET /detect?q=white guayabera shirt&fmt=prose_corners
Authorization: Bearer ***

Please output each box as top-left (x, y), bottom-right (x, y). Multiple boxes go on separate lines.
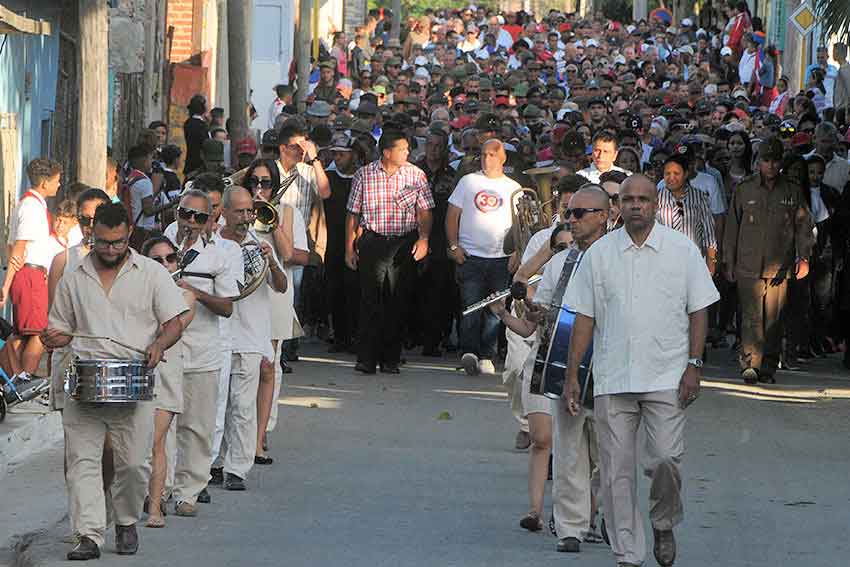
top-left (565, 222), bottom-right (719, 397)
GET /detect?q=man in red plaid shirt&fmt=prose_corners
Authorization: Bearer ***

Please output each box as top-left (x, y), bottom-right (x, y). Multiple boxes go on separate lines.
top-left (345, 130), bottom-right (435, 374)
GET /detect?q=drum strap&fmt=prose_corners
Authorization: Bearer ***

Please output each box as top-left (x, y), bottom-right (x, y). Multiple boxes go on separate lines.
top-left (531, 248), bottom-right (582, 385)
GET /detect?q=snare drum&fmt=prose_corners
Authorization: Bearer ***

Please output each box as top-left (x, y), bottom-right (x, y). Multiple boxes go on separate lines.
top-left (67, 359), bottom-right (155, 403)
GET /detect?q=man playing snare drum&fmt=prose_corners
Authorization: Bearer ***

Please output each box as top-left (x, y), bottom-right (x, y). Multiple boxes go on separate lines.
top-left (42, 202), bottom-right (189, 560)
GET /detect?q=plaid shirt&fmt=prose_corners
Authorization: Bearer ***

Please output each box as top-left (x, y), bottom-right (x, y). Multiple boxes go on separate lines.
top-left (347, 160), bottom-right (434, 236)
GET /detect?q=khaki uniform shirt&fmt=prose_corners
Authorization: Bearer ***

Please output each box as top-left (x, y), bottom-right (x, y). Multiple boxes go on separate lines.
top-left (723, 173), bottom-right (814, 279)
top-left (49, 250), bottom-right (189, 361)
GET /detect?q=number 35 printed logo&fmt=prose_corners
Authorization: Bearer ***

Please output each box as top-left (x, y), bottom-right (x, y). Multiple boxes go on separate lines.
top-left (474, 190), bottom-right (504, 213)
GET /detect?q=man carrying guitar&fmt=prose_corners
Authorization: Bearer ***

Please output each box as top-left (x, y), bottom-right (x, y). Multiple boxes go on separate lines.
top-left (490, 185), bottom-right (610, 553)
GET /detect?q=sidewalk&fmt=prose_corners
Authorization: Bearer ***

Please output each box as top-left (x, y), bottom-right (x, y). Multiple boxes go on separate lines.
top-left (0, 401), bottom-right (64, 566)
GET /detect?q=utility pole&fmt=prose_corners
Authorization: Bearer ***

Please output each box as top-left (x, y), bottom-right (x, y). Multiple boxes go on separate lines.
top-left (227, 1), bottom-right (250, 138)
top-left (390, 0), bottom-right (401, 41)
top-left (76, 0), bottom-right (107, 186)
top-left (296, 0), bottom-right (312, 110)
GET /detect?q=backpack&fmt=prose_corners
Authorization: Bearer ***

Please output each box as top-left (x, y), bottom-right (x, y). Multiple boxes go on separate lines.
top-left (118, 169), bottom-right (147, 227)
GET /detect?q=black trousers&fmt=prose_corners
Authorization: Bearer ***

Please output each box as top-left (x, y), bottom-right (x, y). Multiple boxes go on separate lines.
top-left (326, 251), bottom-right (359, 347)
top-left (418, 257), bottom-right (457, 352)
top-left (356, 230), bottom-right (417, 368)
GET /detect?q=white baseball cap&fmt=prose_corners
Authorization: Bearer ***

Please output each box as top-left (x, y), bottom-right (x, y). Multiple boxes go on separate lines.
top-left (586, 38), bottom-right (599, 47)
top-left (720, 46), bottom-right (733, 56)
top-left (681, 18), bottom-right (693, 27)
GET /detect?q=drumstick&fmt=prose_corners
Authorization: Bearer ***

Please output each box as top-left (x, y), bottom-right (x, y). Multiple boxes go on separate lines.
top-left (69, 334), bottom-right (167, 363)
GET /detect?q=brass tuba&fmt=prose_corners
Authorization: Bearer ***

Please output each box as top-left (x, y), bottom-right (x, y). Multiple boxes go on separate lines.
top-left (508, 165), bottom-right (560, 257)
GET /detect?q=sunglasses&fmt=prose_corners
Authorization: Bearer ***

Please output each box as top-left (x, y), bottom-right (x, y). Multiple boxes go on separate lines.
top-left (566, 207), bottom-right (605, 219)
top-left (77, 215), bottom-right (95, 227)
top-left (150, 253), bottom-right (178, 265)
top-left (247, 176), bottom-right (274, 190)
top-left (177, 207), bottom-right (211, 224)
top-left (93, 237), bottom-right (129, 250)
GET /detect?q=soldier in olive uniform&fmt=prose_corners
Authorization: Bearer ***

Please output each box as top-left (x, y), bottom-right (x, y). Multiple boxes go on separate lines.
top-left (312, 60), bottom-right (338, 104)
top-left (723, 138), bottom-right (815, 384)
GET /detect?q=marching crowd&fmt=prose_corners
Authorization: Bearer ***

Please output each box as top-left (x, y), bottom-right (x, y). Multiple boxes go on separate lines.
top-left (1, 3), bottom-right (850, 566)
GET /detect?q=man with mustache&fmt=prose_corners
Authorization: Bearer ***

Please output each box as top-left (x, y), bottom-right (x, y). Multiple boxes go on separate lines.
top-left (42, 202), bottom-right (189, 560)
top-left (162, 189), bottom-right (242, 516)
top-left (214, 187), bottom-right (287, 491)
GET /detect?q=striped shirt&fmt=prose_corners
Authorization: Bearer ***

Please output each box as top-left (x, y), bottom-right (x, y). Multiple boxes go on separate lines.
top-left (656, 183), bottom-right (717, 256)
top-left (275, 161), bottom-right (318, 225)
top-left (347, 160), bottom-right (434, 236)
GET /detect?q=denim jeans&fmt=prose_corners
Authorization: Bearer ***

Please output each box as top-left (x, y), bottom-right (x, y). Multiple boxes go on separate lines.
top-left (457, 255), bottom-right (511, 360)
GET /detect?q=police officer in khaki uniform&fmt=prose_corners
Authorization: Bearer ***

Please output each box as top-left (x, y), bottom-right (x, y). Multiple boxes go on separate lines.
top-left (722, 138), bottom-right (814, 384)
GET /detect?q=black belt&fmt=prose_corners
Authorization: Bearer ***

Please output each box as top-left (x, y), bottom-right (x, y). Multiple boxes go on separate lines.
top-left (364, 230), bottom-right (415, 240)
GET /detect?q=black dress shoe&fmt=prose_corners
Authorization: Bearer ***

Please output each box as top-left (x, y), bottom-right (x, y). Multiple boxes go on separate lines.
top-left (653, 528), bottom-right (676, 567)
top-left (354, 362), bottom-right (376, 374)
top-left (254, 455), bottom-right (274, 465)
top-left (197, 487), bottom-right (211, 503)
top-left (209, 467), bottom-right (224, 486)
top-left (758, 373), bottom-right (776, 384)
top-left (225, 473), bottom-right (246, 491)
top-left (380, 364), bottom-right (400, 374)
top-left (557, 537), bottom-right (581, 552)
top-left (115, 524), bottom-right (139, 555)
top-left (67, 536), bottom-right (100, 560)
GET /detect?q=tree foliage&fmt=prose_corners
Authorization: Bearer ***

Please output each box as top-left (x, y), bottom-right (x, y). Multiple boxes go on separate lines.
top-left (815, 0), bottom-right (850, 44)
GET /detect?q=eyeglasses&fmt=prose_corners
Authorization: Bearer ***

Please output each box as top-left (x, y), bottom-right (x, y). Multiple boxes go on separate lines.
top-left (247, 176), bottom-right (274, 190)
top-left (93, 237), bottom-right (129, 250)
top-left (566, 207), bottom-right (605, 219)
top-left (77, 215), bottom-right (95, 227)
top-left (177, 207), bottom-right (211, 224)
top-left (150, 253), bottom-right (178, 265)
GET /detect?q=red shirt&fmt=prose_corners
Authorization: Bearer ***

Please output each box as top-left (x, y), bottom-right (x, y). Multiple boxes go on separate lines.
top-left (347, 160), bottom-right (434, 236)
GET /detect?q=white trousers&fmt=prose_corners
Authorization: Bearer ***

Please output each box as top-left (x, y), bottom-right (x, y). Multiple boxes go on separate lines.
top-left (210, 349), bottom-right (232, 465)
top-left (551, 400), bottom-right (596, 540)
top-left (266, 340), bottom-right (284, 433)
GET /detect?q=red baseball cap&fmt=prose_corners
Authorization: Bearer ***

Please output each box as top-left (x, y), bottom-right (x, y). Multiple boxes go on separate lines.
top-left (494, 96), bottom-right (511, 107)
top-left (235, 137), bottom-right (258, 156)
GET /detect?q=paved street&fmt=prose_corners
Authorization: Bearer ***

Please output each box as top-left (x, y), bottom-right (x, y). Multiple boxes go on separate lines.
top-left (6, 344), bottom-right (850, 567)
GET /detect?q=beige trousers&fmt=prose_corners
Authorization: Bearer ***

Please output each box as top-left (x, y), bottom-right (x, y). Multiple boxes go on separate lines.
top-left (266, 340), bottom-right (284, 432)
top-left (219, 353), bottom-right (262, 479)
top-left (551, 401), bottom-right (596, 540)
top-left (503, 328), bottom-right (531, 433)
top-left (594, 390), bottom-right (685, 566)
top-left (63, 399), bottom-right (154, 547)
top-left (172, 369), bottom-right (220, 505)
top-left (211, 349), bottom-right (232, 464)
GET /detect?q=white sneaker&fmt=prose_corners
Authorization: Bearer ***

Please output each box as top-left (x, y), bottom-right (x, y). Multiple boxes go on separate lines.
top-left (461, 353), bottom-right (480, 376)
top-left (479, 359), bottom-right (497, 375)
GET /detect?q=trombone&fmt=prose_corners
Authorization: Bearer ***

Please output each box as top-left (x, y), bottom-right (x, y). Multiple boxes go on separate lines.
top-left (252, 171), bottom-right (299, 233)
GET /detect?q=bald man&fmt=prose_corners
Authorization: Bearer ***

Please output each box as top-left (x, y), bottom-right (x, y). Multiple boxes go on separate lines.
top-left (447, 139), bottom-right (521, 376)
top-left (492, 186), bottom-right (611, 552)
top-left (563, 175), bottom-right (719, 567)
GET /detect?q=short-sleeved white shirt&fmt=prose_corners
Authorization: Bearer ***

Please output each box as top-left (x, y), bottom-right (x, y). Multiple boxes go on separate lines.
top-left (226, 228), bottom-right (280, 359)
top-left (564, 223), bottom-right (719, 396)
top-left (130, 175), bottom-right (157, 229)
top-left (164, 222), bottom-right (243, 371)
top-left (448, 172), bottom-right (521, 258)
top-left (9, 191), bottom-right (53, 268)
top-left (521, 223), bottom-right (558, 264)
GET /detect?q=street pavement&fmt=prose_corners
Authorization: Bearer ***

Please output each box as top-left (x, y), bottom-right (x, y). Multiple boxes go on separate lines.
top-left (5, 343), bottom-right (850, 567)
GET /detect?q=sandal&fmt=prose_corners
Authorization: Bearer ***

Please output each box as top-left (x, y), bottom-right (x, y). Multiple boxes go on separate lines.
top-left (254, 455), bottom-right (274, 465)
top-left (145, 515), bottom-right (166, 528)
top-left (519, 511), bottom-right (543, 532)
top-left (584, 524), bottom-right (605, 543)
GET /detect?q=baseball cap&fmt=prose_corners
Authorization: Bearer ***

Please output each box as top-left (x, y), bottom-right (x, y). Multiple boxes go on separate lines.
top-left (474, 113), bottom-right (500, 132)
top-left (356, 101), bottom-right (379, 116)
top-left (235, 137), bottom-right (258, 156)
top-left (720, 46), bottom-right (733, 57)
top-left (494, 96), bottom-right (511, 107)
top-left (261, 129), bottom-right (278, 147)
top-left (329, 131), bottom-right (353, 151)
top-left (759, 138), bottom-right (785, 161)
top-left (522, 104), bottom-right (544, 119)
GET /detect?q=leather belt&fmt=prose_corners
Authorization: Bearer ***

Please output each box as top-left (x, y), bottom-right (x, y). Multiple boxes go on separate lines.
top-left (23, 263), bottom-right (47, 274)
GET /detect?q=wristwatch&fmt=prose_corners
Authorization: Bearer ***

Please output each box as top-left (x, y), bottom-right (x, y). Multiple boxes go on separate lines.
top-left (687, 357), bottom-right (704, 368)
top-left (449, 244), bottom-right (459, 252)
top-left (305, 156), bottom-right (317, 165)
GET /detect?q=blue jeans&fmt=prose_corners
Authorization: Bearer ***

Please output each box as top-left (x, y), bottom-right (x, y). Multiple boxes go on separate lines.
top-left (457, 256), bottom-right (511, 360)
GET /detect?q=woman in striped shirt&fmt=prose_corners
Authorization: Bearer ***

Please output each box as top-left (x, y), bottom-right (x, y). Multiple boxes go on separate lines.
top-left (656, 153), bottom-right (718, 275)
